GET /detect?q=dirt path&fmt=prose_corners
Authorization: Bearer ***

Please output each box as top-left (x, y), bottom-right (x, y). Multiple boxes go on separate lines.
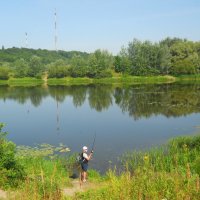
top-left (63, 179), bottom-right (100, 197)
top-left (0, 189), bottom-right (7, 199)
top-left (42, 72), bottom-right (48, 86)
top-left (0, 179), bottom-right (100, 199)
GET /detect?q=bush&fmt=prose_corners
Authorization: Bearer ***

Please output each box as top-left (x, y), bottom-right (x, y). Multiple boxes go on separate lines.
top-left (48, 65), bottom-right (70, 78)
top-left (0, 66), bottom-right (10, 80)
top-left (70, 65), bottom-right (87, 78)
top-left (0, 123), bottom-right (25, 188)
top-left (95, 69), bottom-right (113, 78)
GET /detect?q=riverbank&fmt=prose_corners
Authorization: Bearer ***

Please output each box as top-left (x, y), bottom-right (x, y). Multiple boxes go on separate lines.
top-left (1, 75), bottom-right (200, 86)
top-left (0, 78), bottom-right (44, 86)
top-left (1, 121), bottom-right (199, 199)
top-left (47, 75), bottom-right (176, 85)
top-left (74, 134), bottom-right (200, 200)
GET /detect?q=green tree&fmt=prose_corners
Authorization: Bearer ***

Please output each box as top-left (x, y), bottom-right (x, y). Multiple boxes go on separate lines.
top-left (170, 41), bottom-right (199, 75)
top-left (13, 58), bottom-right (29, 78)
top-left (127, 39), bottom-right (160, 75)
top-left (157, 44), bottom-right (171, 74)
top-left (27, 56), bottom-right (43, 77)
top-left (47, 59), bottom-right (70, 78)
top-left (87, 49), bottom-right (113, 78)
top-left (160, 37), bottom-right (184, 48)
top-left (0, 65), bottom-right (10, 80)
top-left (114, 47), bottom-right (132, 74)
top-left (69, 56), bottom-right (88, 77)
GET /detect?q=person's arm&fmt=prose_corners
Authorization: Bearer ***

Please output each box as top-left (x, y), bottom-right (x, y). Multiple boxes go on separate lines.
top-left (83, 152), bottom-right (93, 161)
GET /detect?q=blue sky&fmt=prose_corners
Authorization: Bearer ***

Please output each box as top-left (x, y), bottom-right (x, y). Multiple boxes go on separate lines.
top-left (0, 0), bottom-right (200, 54)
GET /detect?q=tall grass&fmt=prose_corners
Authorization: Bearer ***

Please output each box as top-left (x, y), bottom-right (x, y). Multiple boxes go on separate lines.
top-left (12, 144), bottom-right (76, 200)
top-left (2, 122), bottom-right (200, 199)
top-left (75, 135), bottom-right (200, 200)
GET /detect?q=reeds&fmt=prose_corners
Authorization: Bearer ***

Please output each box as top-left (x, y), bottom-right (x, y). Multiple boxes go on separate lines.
top-left (13, 159), bottom-right (68, 200)
top-left (11, 144), bottom-right (75, 200)
top-left (75, 135), bottom-right (200, 200)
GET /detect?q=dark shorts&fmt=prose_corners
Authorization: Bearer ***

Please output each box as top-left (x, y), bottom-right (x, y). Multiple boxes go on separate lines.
top-left (81, 163), bottom-right (88, 172)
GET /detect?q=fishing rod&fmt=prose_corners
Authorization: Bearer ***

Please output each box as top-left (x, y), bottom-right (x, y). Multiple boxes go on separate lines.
top-left (91, 132), bottom-right (97, 153)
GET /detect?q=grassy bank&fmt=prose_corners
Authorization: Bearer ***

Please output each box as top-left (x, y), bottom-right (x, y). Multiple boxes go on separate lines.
top-left (1, 75), bottom-right (200, 86)
top-left (0, 124), bottom-right (75, 199)
top-left (176, 74), bottom-right (200, 81)
top-left (1, 122), bottom-right (200, 199)
top-left (4, 145), bottom-right (76, 200)
top-left (75, 135), bottom-right (200, 200)
top-left (47, 75), bottom-right (176, 86)
top-left (0, 78), bottom-right (44, 86)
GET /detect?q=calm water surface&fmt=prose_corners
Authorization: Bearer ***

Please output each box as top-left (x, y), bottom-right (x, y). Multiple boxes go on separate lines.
top-left (0, 83), bottom-right (200, 172)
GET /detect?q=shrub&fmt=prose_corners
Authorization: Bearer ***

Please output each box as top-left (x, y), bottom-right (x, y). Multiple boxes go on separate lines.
top-left (0, 123), bottom-right (25, 188)
top-left (0, 66), bottom-right (10, 80)
top-left (95, 69), bottom-right (113, 78)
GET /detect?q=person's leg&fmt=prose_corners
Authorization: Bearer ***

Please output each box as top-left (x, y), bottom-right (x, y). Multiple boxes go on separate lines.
top-left (82, 163), bottom-right (88, 182)
top-left (80, 164), bottom-right (84, 181)
top-left (83, 171), bottom-right (87, 182)
top-left (81, 170), bottom-right (83, 181)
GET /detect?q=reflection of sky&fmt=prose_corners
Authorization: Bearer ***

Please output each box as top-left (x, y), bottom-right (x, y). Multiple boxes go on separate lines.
top-left (0, 89), bottom-right (200, 172)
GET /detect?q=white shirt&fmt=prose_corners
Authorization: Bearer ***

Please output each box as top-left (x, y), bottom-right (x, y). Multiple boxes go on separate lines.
top-left (83, 152), bottom-right (89, 161)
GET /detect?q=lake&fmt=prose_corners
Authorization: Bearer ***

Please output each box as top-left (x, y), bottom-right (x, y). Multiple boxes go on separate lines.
top-left (0, 83), bottom-right (200, 172)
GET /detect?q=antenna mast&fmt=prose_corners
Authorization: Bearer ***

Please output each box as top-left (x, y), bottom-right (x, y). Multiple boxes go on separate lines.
top-left (25, 32), bottom-right (28, 48)
top-left (54, 9), bottom-right (58, 51)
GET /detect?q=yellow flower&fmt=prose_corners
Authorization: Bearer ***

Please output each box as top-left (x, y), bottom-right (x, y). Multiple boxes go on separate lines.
top-left (183, 144), bottom-right (188, 151)
top-left (143, 155), bottom-right (149, 161)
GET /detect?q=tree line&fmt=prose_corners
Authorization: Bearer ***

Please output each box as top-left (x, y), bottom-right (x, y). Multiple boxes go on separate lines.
top-left (0, 37), bottom-right (200, 80)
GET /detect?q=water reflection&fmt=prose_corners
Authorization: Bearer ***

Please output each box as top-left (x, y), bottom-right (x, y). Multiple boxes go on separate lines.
top-left (0, 83), bottom-right (200, 119)
top-left (114, 84), bottom-right (200, 119)
top-left (88, 85), bottom-right (113, 111)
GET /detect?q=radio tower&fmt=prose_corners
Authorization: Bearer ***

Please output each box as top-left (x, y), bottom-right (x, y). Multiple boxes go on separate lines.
top-left (25, 32), bottom-right (28, 48)
top-left (54, 9), bottom-right (58, 51)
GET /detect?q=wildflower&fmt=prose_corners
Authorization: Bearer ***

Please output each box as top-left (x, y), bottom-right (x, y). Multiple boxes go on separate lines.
top-left (183, 144), bottom-right (188, 151)
top-left (143, 155), bottom-right (149, 161)
top-left (183, 144), bottom-right (187, 148)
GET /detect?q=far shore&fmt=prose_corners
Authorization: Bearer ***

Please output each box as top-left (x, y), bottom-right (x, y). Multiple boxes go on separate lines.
top-left (0, 75), bottom-right (200, 86)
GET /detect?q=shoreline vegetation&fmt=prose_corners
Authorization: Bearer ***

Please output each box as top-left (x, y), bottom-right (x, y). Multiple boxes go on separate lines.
top-left (0, 74), bottom-right (200, 86)
top-left (0, 124), bottom-right (200, 199)
top-left (1, 37), bottom-right (200, 86)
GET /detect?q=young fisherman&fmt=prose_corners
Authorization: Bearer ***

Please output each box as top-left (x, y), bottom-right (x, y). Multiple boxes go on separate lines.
top-left (81, 146), bottom-right (93, 182)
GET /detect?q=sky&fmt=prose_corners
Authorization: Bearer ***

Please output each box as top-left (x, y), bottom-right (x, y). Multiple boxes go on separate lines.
top-left (0, 0), bottom-right (200, 54)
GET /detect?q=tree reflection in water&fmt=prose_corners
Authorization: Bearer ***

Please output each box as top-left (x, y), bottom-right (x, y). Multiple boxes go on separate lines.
top-left (0, 83), bottom-right (200, 119)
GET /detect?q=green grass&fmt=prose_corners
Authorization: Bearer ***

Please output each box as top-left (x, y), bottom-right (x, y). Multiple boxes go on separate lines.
top-left (0, 78), bottom-right (44, 86)
top-left (47, 75), bottom-right (176, 86)
top-left (5, 143), bottom-right (76, 200)
top-left (1, 122), bottom-right (200, 199)
top-left (74, 134), bottom-right (200, 200)
top-left (47, 77), bottom-right (93, 85)
top-left (120, 75), bottom-right (176, 84)
top-left (1, 74), bottom-right (200, 86)
top-left (176, 74), bottom-right (200, 80)
top-left (15, 158), bottom-right (69, 200)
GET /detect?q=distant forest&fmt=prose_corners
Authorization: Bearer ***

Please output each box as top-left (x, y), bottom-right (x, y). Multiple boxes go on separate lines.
top-left (0, 37), bottom-right (200, 80)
